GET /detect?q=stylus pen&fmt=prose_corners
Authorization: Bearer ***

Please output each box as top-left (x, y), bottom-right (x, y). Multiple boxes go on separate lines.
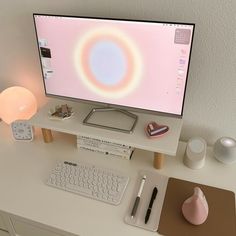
top-left (131, 175), bottom-right (146, 219)
top-left (144, 187), bottom-right (158, 224)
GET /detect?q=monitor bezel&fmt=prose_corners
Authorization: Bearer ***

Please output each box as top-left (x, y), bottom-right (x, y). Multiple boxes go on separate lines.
top-left (33, 13), bottom-right (195, 117)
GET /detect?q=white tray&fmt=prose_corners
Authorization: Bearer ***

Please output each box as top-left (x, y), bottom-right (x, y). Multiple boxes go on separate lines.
top-left (124, 170), bottom-right (169, 231)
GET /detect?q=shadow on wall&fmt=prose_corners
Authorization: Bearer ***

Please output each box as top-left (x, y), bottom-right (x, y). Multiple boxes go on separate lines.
top-left (180, 123), bottom-right (217, 146)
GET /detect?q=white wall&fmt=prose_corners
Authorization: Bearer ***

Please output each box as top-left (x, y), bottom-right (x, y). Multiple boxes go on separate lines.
top-left (0, 0), bottom-right (235, 145)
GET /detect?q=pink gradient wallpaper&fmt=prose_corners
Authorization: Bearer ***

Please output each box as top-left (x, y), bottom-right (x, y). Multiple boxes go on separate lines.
top-left (34, 15), bottom-right (194, 115)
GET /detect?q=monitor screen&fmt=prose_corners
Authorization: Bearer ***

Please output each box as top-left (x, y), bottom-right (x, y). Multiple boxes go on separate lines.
top-left (33, 14), bottom-right (194, 116)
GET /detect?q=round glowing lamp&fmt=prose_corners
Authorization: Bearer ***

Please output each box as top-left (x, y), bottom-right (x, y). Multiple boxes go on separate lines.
top-left (0, 86), bottom-right (37, 124)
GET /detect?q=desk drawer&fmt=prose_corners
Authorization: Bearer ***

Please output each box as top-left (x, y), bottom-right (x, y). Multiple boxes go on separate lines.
top-left (10, 218), bottom-right (64, 236)
top-left (0, 230), bottom-right (9, 236)
top-left (0, 215), bottom-right (7, 232)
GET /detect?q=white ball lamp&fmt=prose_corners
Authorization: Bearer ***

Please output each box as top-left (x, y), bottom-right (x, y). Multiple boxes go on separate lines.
top-left (0, 86), bottom-right (37, 141)
top-left (213, 137), bottom-right (236, 164)
top-left (0, 86), bottom-right (37, 124)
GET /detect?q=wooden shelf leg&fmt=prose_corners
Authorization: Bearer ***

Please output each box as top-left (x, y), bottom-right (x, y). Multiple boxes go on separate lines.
top-left (41, 128), bottom-right (53, 143)
top-left (153, 152), bottom-right (165, 169)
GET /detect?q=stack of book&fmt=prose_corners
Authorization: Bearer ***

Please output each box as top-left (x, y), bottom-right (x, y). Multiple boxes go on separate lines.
top-left (77, 135), bottom-right (134, 160)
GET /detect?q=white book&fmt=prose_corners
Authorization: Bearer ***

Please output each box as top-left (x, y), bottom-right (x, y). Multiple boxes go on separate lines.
top-left (77, 139), bottom-right (134, 156)
top-left (77, 135), bottom-right (133, 150)
top-left (77, 144), bottom-right (133, 160)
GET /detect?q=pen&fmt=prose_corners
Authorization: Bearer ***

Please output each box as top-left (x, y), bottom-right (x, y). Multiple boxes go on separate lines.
top-left (131, 175), bottom-right (146, 219)
top-left (145, 187), bottom-right (158, 224)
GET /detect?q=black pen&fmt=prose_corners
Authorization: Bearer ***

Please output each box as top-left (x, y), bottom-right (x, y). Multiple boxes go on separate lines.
top-left (131, 175), bottom-right (146, 218)
top-left (145, 187), bottom-right (158, 224)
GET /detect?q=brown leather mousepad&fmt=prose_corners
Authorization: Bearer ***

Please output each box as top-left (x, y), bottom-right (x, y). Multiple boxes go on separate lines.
top-left (158, 178), bottom-right (236, 236)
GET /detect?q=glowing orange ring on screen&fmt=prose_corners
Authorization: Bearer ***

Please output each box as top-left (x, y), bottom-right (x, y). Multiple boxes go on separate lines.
top-left (74, 27), bottom-right (142, 98)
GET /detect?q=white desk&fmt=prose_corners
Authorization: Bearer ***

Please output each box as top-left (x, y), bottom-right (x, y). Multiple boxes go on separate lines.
top-left (0, 123), bottom-right (235, 236)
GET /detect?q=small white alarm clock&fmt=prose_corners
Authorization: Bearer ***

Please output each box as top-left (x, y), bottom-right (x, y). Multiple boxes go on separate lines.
top-left (11, 121), bottom-right (34, 141)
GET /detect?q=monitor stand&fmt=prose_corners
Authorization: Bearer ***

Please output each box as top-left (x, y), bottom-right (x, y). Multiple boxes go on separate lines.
top-left (83, 107), bottom-right (138, 134)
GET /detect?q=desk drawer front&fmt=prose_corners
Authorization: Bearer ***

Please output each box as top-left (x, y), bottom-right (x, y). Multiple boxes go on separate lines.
top-left (11, 218), bottom-right (64, 236)
top-left (0, 215), bottom-right (7, 232)
top-left (0, 229), bottom-right (9, 236)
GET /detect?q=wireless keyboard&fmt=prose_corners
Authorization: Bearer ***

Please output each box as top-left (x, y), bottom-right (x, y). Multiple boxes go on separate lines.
top-left (46, 161), bottom-right (129, 205)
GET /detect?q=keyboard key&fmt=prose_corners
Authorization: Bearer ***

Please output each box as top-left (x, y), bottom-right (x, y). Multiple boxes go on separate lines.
top-left (66, 183), bottom-right (92, 195)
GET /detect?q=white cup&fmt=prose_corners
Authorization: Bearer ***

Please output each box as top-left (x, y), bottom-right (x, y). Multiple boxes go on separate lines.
top-left (184, 137), bottom-right (207, 169)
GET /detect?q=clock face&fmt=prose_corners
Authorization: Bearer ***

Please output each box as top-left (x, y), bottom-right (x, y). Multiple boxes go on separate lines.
top-left (11, 121), bottom-right (33, 141)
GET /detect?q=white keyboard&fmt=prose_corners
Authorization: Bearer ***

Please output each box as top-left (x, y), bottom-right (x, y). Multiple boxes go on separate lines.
top-left (46, 161), bottom-right (129, 205)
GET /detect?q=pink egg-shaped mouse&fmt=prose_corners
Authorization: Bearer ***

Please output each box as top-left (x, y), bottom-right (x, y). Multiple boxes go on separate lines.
top-left (182, 187), bottom-right (209, 225)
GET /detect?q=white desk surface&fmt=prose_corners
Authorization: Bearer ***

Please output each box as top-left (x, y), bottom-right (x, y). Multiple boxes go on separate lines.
top-left (0, 123), bottom-right (235, 236)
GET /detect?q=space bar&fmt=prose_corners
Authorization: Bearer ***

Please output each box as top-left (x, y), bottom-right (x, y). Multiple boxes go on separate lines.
top-left (66, 183), bottom-right (93, 195)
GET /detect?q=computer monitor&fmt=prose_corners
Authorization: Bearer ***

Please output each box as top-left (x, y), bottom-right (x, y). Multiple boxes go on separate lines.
top-left (33, 14), bottom-right (194, 132)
